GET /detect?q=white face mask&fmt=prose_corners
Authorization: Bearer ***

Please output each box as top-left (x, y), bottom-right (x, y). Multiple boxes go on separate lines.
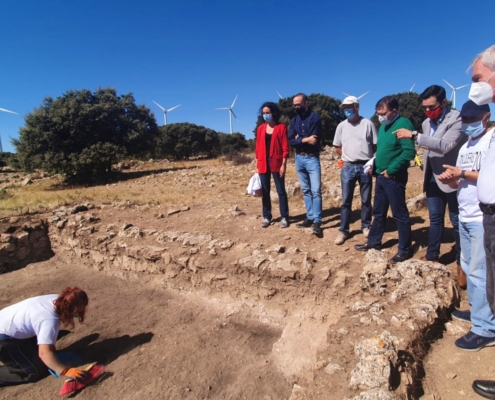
top-left (469, 71), bottom-right (495, 105)
top-left (378, 115), bottom-right (392, 126)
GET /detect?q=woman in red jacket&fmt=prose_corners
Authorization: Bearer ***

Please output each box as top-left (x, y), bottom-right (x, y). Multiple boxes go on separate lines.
top-left (255, 102), bottom-right (290, 228)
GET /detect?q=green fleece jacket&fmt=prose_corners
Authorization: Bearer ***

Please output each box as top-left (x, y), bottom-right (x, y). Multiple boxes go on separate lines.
top-left (374, 116), bottom-right (415, 176)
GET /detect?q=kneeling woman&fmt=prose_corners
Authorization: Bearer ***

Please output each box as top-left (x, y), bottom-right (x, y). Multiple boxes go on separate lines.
top-left (255, 102), bottom-right (290, 228)
top-left (0, 287), bottom-right (89, 385)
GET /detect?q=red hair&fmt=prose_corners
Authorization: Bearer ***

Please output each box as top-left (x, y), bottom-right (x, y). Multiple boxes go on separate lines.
top-left (53, 287), bottom-right (89, 329)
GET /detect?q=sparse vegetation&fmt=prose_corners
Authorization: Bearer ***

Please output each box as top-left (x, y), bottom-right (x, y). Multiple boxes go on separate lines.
top-left (224, 149), bottom-right (252, 165)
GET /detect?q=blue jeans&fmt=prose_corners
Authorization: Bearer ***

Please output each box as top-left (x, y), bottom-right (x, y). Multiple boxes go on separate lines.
top-left (259, 160), bottom-right (289, 220)
top-left (425, 179), bottom-right (460, 263)
top-left (367, 172), bottom-right (412, 255)
top-left (340, 162), bottom-right (372, 234)
top-left (0, 335), bottom-right (41, 385)
top-left (295, 154), bottom-right (322, 223)
top-left (460, 221), bottom-right (495, 337)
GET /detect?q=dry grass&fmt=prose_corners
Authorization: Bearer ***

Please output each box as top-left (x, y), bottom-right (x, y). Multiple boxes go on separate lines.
top-left (0, 157), bottom-right (260, 219)
top-left (0, 156), bottom-right (424, 220)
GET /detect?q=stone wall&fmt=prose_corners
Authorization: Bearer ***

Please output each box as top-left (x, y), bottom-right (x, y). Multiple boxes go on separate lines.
top-left (0, 218), bottom-right (54, 273)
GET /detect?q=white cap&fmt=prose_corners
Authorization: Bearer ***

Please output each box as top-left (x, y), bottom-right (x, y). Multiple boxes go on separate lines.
top-left (340, 96), bottom-right (359, 108)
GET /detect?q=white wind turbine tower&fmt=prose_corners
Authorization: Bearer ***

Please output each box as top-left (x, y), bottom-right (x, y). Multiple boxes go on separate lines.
top-left (342, 91), bottom-right (370, 100)
top-left (216, 95), bottom-right (238, 134)
top-left (0, 107), bottom-right (18, 153)
top-left (443, 79), bottom-right (469, 109)
top-left (152, 101), bottom-right (181, 125)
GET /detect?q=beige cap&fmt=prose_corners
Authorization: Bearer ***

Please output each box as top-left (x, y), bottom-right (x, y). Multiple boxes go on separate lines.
top-left (340, 96), bottom-right (359, 108)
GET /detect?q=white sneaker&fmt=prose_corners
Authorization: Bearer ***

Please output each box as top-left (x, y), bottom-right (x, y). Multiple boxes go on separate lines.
top-left (261, 218), bottom-right (271, 228)
top-left (334, 232), bottom-right (348, 245)
top-left (363, 227), bottom-right (370, 238)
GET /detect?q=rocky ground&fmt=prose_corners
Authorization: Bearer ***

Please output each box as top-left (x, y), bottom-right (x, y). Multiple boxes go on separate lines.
top-left (0, 151), bottom-right (483, 400)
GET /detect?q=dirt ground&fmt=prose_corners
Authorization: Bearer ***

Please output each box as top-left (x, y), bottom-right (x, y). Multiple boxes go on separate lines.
top-left (0, 159), bottom-right (483, 400)
top-left (0, 258), bottom-right (292, 400)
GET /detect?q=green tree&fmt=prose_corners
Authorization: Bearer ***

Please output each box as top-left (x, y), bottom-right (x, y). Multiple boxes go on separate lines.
top-left (155, 123), bottom-right (221, 160)
top-left (254, 93), bottom-right (344, 146)
top-left (218, 132), bottom-right (249, 154)
top-left (0, 152), bottom-right (13, 170)
top-left (13, 88), bottom-right (158, 179)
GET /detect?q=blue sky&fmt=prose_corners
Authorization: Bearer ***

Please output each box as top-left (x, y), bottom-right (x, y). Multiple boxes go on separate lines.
top-left (1, 0), bottom-right (494, 153)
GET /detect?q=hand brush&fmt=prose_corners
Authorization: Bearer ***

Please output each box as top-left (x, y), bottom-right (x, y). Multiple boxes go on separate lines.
top-left (59, 363), bottom-right (104, 396)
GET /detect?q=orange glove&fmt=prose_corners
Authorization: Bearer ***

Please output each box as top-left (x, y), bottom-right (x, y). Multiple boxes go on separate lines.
top-left (61, 367), bottom-right (86, 381)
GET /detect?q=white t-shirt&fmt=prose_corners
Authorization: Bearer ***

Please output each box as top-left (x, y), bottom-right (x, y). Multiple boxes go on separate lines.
top-left (477, 129), bottom-right (495, 204)
top-left (0, 294), bottom-right (60, 345)
top-left (333, 117), bottom-right (377, 162)
top-left (457, 128), bottom-right (493, 223)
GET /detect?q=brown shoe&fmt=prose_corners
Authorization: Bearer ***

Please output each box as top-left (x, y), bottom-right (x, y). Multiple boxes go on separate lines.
top-left (457, 263), bottom-right (467, 289)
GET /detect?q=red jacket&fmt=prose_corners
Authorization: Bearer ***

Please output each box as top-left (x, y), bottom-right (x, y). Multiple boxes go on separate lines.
top-left (255, 123), bottom-right (289, 174)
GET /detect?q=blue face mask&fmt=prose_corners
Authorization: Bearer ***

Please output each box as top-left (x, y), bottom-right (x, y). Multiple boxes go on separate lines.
top-left (462, 120), bottom-right (485, 137)
top-left (344, 109), bottom-right (355, 119)
top-left (263, 114), bottom-right (272, 122)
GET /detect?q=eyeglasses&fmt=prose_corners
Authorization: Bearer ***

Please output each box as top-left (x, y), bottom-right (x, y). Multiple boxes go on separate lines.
top-left (421, 104), bottom-right (441, 111)
top-left (293, 104), bottom-right (304, 108)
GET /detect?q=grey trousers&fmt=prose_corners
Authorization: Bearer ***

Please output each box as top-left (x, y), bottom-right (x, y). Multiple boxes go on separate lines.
top-left (484, 213), bottom-right (495, 315)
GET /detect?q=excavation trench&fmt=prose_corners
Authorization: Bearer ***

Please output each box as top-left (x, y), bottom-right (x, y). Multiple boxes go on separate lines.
top-left (0, 210), bottom-right (458, 400)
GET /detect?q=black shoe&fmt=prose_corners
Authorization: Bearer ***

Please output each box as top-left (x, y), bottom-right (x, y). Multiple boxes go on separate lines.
top-left (354, 243), bottom-right (381, 251)
top-left (389, 252), bottom-right (413, 264)
top-left (313, 222), bottom-right (322, 237)
top-left (473, 380), bottom-right (495, 399)
top-left (297, 219), bottom-right (313, 228)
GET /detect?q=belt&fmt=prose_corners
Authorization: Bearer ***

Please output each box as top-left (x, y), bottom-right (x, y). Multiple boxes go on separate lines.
top-left (480, 203), bottom-right (495, 215)
top-left (297, 152), bottom-right (319, 157)
top-left (345, 160), bottom-right (369, 165)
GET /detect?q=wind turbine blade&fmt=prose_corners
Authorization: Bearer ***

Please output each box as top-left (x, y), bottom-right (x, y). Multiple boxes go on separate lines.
top-left (0, 107), bottom-right (18, 114)
top-left (450, 91), bottom-right (454, 101)
top-left (456, 84), bottom-right (469, 90)
top-left (357, 91), bottom-right (370, 99)
top-left (231, 109), bottom-right (239, 120)
top-left (216, 107), bottom-right (230, 110)
top-left (342, 92), bottom-right (352, 97)
top-left (231, 94), bottom-right (238, 109)
top-left (166, 104), bottom-right (181, 112)
top-left (409, 83), bottom-right (416, 92)
top-left (442, 79), bottom-right (455, 90)
top-left (276, 91), bottom-right (283, 99)
top-left (152, 101), bottom-right (166, 111)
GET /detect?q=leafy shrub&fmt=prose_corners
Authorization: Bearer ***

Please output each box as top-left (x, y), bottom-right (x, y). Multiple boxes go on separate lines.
top-left (224, 149), bottom-right (252, 165)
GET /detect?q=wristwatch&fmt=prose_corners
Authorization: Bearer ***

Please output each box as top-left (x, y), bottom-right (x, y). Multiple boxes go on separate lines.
top-left (460, 170), bottom-right (466, 179)
top-left (411, 131), bottom-right (418, 140)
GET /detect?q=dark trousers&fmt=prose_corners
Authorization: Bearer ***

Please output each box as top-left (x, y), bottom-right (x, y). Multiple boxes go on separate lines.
top-left (0, 335), bottom-right (45, 386)
top-left (259, 160), bottom-right (289, 220)
top-left (425, 179), bottom-right (461, 263)
top-left (484, 214), bottom-right (495, 315)
top-left (340, 162), bottom-right (372, 234)
top-left (367, 172), bottom-right (412, 255)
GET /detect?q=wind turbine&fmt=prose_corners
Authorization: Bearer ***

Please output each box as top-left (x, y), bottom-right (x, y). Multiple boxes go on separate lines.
top-left (0, 107), bottom-right (18, 153)
top-left (342, 91), bottom-right (370, 100)
top-left (152, 101), bottom-right (181, 125)
top-left (276, 91), bottom-right (284, 100)
top-left (443, 79), bottom-right (469, 109)
top-left (409, 83), bottom-right (416, 92)
top-left (216, 95), bottom-right (238, 134)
